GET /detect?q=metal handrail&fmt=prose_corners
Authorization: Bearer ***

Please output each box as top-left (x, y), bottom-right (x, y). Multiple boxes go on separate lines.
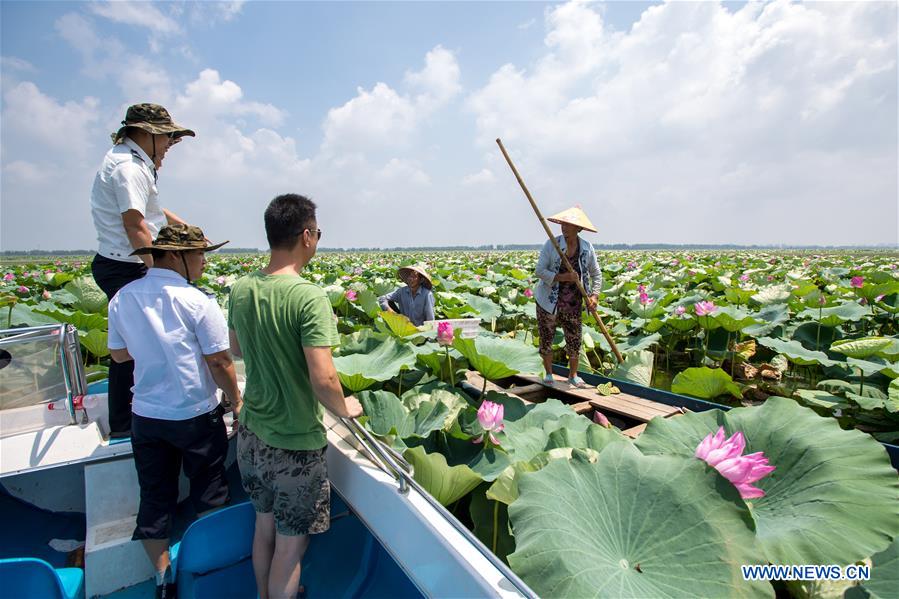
top-left (341, 416), bottom-right (411, 494)
top-left (338, 415), bottom-right (537, 599)
top-left (1, 323), bottom-right (86, 425)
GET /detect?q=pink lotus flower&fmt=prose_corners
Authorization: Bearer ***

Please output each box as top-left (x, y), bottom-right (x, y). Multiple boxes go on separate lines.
top-left (637, 284), bottom-right (646, 293)
top-left (73, 262), bottom-right (81, 268)
top-left (354, 267), bottom-right (364, 275)
top-left (627, 261), bottom-right (637, 270)
top-left (16, 285), bottom-right (29, 294)
top-left (687, 270), bottom-right (696, 276)
top-left (739, 274), bottom-right (749, 282)
top-left (694, 300), bottom-right (717, 316)
top-left (474, 400), bottom-right (504, 445)
top-left (850, 276), bottom-right (864, 288)
top-left (593, 410), bottom-right (611, 428)
top-left (766, 275), bottom-right (774, 282)
top-left (639, 292), bottom-right (653, 306)
top-left (2, 273), bottom-right (13, 281)
top-left (523, 288), bottom-right (533, 298)
top-left (818, 295), bottom-right (827, 306)
top-left (437, 321), bottom-right (454, 346)
top-left (216, 276), bottom-right (226, 285)
top-left (42, 290), bottom-right (51, 300)
top-left (674, 305), bottom-right (686, 316)
top-left (695, 427), bottom-right (775, 499)
top-left (875, 294), bottom-right (885, 302)
top-left (345, 290), bottom-right (357, 302)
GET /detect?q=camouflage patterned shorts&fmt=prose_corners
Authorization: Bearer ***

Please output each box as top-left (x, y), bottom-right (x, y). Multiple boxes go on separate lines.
top-left (536, 303), bottom-right (583, 357)
top-left (236, 424), bottom-right (330, 536)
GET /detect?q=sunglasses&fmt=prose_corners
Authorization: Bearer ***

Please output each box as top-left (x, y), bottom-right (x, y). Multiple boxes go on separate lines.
top-left (306, 228), bottom-right (322, 241)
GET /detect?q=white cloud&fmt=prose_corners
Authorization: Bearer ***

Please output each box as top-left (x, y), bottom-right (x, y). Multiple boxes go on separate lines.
top-left (518, 18), bottom-right (536, 31)
top-left (1, 56), bottom-right (36, 72)
top-left (321, 46), bottom-right (461, 158)
top-left (462, 168), bottom-right (495, 186)
top-left (173, 69), bottom-right (285, 128)
top-left (89, 1), bottom-right (181, 34)
top-left (1, 82), bottom-right (100, 153)
top-left (467, 0), bottom-right (897, 245)
top-left (3, 160), bottom-right (47, 183)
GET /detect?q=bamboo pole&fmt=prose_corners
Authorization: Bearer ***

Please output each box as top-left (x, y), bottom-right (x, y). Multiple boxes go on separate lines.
top-left (496, 138), bottom-right (624, 364)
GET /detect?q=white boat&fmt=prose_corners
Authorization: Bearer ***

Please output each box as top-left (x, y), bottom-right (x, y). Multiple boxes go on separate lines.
top-left (0, 324), bottom-right (535, 598)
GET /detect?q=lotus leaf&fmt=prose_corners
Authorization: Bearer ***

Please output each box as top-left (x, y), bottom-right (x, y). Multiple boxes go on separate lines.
top-left (403, 387), bottom-right (468, 429)
top-left (752, 284), bottom-right (792, 305)
top-left (830, 337), bottom-right (895, 360)
top-left (712, 306), bottom-right (760, 332)
top-left (725, 287), bottom-right (755, 305)
top-left (846, 535), bottom-right (899, 599)
top-left (609, 350), bottom-right (654, 387)
top-left (794, 389), bottom-right (850, 412)
top-left (355, 289), bottom-right (382, 319)
top-left (357, 390), bottom-right (448, 439)
top-left (487, 447), bottom-right (600, 506)
top-left (847, 357), bottom-right (888, 377)
top-left (508, 444), bottom-right (771, 599)
top-left (797, 303), bottom-right (872, 327)
top-left (757, 337), bottom-right (837, 367)
top-left (79, 329), bottom-right (109, 358)
top-left (332, 336), bottom-right (417, 392)
top-left (635, 397), bottom-right (899, 565)
top-left (845, 392), bottom-right (896, 412)
top-left (8, 304), bottom-right (61, 327)
top-left (663, 313), bottom-right (697, 332)
top-left (403, 446), bottom-right (482, 506)
top-left (64, 278), bottom-right (107, 314)
top-left (378, 311), bottom-right (421, 338)
top-left (33, 306), bottom-right (107, 333)
top-left (616, 333), bottom-right (661, 354)
top-left (742, 304), bottom-right (790, 337)
top-left (876, 337), bottom-right (899, 360)
top-left (791, 322), bottom-right (842, 352)
top-left (460, 293), bottom-right (502, 322)
top-left (451, 336), bottom-right (542, 381)
top-left (469, 485), bottom-right (516, 561)
top-left (671, 367), bottom-right (742, 400)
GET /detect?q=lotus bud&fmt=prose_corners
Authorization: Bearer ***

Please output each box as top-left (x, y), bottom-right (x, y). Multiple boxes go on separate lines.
top-left (474, 400), bottom-right (504, 445)
top-left (437, 321), bottom-right (454, 346)
top-left (850, 276), bottom-right (864, 288)
top-left (592, 410), bottom-right (611, 428)
top-left (345, 290), bottom-right (357, 302)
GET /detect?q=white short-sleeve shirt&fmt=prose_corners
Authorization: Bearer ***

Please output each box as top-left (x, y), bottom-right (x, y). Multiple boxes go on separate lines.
top-left (90, 138), bottom-right (167, 263)
top-left (108, 268), bottom-right (230, 420)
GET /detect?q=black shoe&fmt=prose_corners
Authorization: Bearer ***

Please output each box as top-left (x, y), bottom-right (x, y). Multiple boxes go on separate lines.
top-left (156, 582), bottom-right (177, 599)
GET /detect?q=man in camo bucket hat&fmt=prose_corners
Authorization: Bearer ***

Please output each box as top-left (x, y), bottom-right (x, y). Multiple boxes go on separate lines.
top-left (107, 221), bottom-right (238, 599)
top-left (89, 103), bottom-right (196, 438)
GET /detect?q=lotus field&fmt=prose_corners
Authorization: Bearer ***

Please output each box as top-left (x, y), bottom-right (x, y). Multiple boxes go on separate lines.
top-left (3, 250), bottom-right (899, 597)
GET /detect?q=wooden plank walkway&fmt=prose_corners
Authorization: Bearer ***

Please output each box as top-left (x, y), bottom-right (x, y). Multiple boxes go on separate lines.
top-left (465, 371), bottom-right (683, 439)
top-left (514, 373), bottom-right (681, 423)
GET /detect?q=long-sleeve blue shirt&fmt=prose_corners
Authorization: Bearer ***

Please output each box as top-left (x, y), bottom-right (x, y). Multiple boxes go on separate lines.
top-left (378, 286), bottom-right (435, 326)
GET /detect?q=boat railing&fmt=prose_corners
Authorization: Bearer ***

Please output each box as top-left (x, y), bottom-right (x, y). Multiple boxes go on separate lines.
top-left (340, 415), bottom-right (537, 599)
top-left (0, 324), bottom-right (86, 425)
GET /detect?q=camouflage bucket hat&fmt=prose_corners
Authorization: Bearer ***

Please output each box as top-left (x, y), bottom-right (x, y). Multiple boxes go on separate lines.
top-left (112, 103), bottom-right (196, 144)
top-left (130, 224), bottom-right (228, 255)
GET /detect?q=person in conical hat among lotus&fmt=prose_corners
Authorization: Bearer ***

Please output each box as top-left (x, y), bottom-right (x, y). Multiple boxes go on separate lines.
top-left (378, 263), bottom-right (435, 326)
top-left (533, 205), bottom-right (602, 388)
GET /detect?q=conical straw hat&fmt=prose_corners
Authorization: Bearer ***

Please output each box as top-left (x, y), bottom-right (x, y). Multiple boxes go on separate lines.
top-left (547, 206), bottom-right (597, 233)
top-left (398, 264), bottom-right (433, 289)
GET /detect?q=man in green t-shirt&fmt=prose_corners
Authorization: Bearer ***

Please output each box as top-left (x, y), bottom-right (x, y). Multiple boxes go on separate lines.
top-left (228, 193), bottom-right (362, 599)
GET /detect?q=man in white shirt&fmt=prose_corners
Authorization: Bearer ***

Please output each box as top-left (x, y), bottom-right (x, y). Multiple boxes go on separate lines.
top-left (90, 103), bottom-right (195, 437)
top-left (107, 224), bottom-right (240, 599)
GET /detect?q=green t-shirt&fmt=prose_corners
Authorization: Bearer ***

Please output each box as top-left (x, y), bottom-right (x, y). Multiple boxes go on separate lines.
top-left (228, 272), bottom-right (339, 450)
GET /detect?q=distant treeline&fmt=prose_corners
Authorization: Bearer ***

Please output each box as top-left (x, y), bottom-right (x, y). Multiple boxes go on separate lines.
top-left (3, 243), bottom-right (897, 256)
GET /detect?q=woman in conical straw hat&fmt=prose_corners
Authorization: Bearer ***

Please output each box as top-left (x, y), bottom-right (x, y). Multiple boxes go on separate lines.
top-left (533, 205), bottom-right (602, 388)
top-left (377, 263), bottom-right (435, 326)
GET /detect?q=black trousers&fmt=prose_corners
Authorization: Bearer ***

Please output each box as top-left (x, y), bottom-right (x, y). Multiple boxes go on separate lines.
top-left (91, 254), bottom-right (147, 435)
top-left (131, 406), bottom-right (230, 540)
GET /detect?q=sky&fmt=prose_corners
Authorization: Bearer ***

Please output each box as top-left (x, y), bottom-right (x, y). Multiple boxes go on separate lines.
top-left (1, 0), bottom-right (896, 251)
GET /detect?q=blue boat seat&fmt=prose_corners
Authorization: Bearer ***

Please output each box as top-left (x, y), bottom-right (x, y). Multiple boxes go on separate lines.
top-left (173, 502), bottom-right (256, 599)
top-left (0, 557), bottom-right (84, 599)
